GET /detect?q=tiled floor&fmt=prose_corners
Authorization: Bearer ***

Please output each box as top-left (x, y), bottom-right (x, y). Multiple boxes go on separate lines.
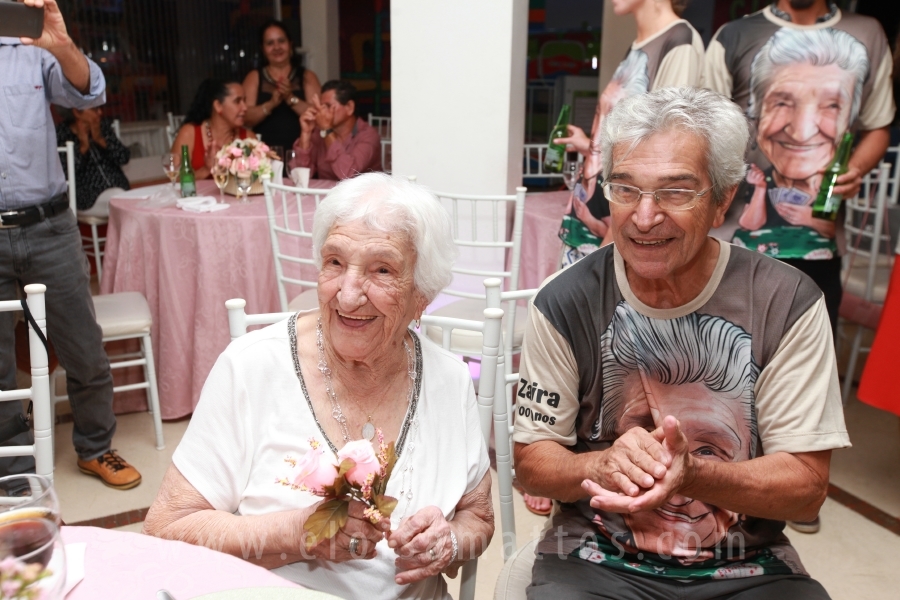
top-left (53, 391), bottom-right (899, 599)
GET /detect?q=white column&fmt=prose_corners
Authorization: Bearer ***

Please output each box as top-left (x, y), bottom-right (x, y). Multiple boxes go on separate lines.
top-left (300, 0), bottom-right (340, 82)
top-left (391, 0), bottom-right (528, 194)
top-left (599, 1), bottom-right (636, 93)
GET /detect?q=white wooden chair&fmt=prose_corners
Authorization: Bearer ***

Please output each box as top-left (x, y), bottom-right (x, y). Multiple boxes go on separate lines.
top-left (840, 162), bottom-right (894, 402)
top-left (223, 298), bottom-right (516, 600)
top-left (57, 142), bottom-right (77, 214)
top-left (381, 139), bottom-right (392, 174)
top-left (424, 187), bottom-right (528, 364)
top-left (0, 284), bottom-right (53, 481)
top-left (165, 112), bottom-right (185, 149)
top-left (262, 179), bottom-right (329, 312)
top-left (51, 292), bottom-right (164, 449)
top-left (367, 113), bottom-right (391, 140)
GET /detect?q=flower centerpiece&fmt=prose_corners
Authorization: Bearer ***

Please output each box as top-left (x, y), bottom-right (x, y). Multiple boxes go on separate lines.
top-left (0, 556), bottom-right (51, 600)
top-left (215, 138), bottom-right (274, 196)
top-left (278, 433), bottom-right (398, 550)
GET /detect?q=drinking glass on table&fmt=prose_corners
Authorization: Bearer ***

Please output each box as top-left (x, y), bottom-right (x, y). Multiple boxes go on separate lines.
top-left (234, 157), bottom-right (254, 204)
top-left (0, 475), bottom-right (65, 598)
top-left (161, 153), bottom-right (178, 191)
top-left (212, 165), bottom-right (229, 204)
top-left (563, 159), bottom-right (581, 191)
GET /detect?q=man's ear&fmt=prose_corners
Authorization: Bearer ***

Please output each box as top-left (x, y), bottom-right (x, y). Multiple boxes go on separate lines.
top-left (346, 99), bottom-right (355, 116)
top-left (712, 185), bottom-right (739, 229)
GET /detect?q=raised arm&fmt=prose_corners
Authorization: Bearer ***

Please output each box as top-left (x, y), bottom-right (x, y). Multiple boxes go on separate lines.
top-left (23, 0), bottom-right (90, 93)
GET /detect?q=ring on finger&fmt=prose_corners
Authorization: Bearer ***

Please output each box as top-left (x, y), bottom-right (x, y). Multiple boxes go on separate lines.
top-left (349, 536), bottom-right (361, 555)
top-left (428, 548), bottom-right (436, 562)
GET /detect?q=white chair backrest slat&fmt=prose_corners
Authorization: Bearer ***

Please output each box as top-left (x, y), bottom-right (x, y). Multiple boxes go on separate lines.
top-left (263, 179), bottom-right (329, 312)
top-left (57, 142), bottom-right (77, 213)
top-left (0, 285), bottom-right (52, 479)
top-left (367, 113), bottom-right (391, 139)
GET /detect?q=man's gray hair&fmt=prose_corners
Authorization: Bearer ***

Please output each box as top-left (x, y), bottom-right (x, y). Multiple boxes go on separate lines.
top-left (597, 302), bottom-right (759, 459)
top-left (747, 27), bottom-right (869, 124)
top-left (312, 173), bottom-right (458, 303)
top-left (610, 49), bottom-right (650, 99)
top-left (600, 87), bottom-right (749, 204)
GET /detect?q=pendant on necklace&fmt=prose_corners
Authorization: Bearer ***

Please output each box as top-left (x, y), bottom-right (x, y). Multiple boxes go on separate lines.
top-left (362, 421), bottom-right (375, 441)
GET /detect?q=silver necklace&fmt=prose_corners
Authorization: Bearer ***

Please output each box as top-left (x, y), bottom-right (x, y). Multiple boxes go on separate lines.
top-left (315, 317), bottom-right (414, 442)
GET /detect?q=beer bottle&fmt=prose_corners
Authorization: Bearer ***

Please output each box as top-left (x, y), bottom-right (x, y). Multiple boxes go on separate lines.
top-left (543, 104), bottom-right (571, 173)
top-left (179, 144), bottom-right (197, 198)
top-left (811, 132), bottom-right (853, 221)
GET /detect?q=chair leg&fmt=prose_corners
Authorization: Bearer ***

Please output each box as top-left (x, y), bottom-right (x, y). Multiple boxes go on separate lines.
top-left (842, 327), bottom-right (864, 405)
top-left (140, 333), bottom-right (165, 450)
top-left (91, 223), bottom-right (103, 283)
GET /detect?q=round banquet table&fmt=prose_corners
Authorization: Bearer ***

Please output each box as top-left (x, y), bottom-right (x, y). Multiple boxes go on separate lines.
top-left (511, 190), bottom-right (569, 290)
top-left (61, 526), bottom-right (304, 599)
top-left (857, 251), bottom-right (900, 417)
top-left (100, 179), bottom-right (335, 419)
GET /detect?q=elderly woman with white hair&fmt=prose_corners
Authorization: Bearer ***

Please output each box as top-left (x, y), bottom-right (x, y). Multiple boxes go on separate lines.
top-left (144, 173), bottom-right (493, 600)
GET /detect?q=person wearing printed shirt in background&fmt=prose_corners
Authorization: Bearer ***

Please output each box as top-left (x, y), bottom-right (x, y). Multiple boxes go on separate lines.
top-left (554, 0), bottom-right (705, 267)
top-left (702, 0), bottom-right (895, 535)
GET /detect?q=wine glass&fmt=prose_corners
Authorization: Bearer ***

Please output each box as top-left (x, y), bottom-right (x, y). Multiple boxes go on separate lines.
top-left (234, 157), bottom-right (254, 204)
top-left (0, 518), bottom-right (66, 599)
top-left (563, 159), bottom-right (581, 191)
top-left (212, 165), bottom-right (229, 204)
top-left (0, 474), bottom-right (60, 526)
top-left (161, 153), bottom-right (178, 192)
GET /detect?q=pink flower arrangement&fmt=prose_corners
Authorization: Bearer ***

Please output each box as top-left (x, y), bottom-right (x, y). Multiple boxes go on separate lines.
top-left (278, 432), bottom-right (398, 550)
top-left (0, 556), bottom-right (50, 599)
top-left (215, 138), bottom-right (274, 178)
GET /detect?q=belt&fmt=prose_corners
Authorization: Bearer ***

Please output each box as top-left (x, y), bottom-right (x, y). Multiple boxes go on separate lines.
top-left (0, 195), bottom-right (70, 229)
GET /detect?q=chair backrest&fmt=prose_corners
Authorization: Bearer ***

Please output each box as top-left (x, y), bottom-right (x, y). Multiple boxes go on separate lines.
top-left (432, 187), bottom-right (528, 301)
top-left (57, 141), bottom-right (77, 213)
top-left (262, 179), bottom-right (330, 312)
top-left (367, 113), bottom-right (391, 139)
top-left (223, 298), bottom-right (516, 598)
top-left (166, 113), bottom-right (185, 149)
top-left (522, 143), bottom-right (583, 181)
top-left (111, 119), bottom-right (121, 141)
top-left (885, 145), bottom-right (899, 207)
top-left (0, 285), bottom-right (53, 481)
top-left (844, 162), bottom-right (894, 303)
top-left (381, 139), bottom-right (391, 174)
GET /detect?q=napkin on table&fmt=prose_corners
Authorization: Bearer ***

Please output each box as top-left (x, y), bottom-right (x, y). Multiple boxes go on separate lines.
top-left (176, 196), bottom-right (230, 213)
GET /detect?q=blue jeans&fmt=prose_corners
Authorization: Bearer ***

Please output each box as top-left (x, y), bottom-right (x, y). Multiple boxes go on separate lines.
top-left (0, 208), bottom-right (115, 472)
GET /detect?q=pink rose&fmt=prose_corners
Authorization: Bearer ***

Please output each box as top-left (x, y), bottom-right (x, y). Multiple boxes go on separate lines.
top-left (257, 143), bottom-right (269, 154)
top-left (248, 155), bottom-right (260, 171)
top-left (230, 147), bottom-right (243, 157)
top-left (337, 439), bottom-right (381, 487)
top-left (218, 156), bottom-right (231, 167)
top-left (293, 445), bottom-right (339, 495)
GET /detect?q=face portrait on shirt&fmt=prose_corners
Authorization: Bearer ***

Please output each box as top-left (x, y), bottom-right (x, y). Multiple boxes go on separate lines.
top-left (610, 374), bottom-right (747, 563)
top-left (756, 62), bottom-right (856, 189)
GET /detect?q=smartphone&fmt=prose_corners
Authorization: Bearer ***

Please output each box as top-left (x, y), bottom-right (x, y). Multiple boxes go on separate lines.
top-left (0, 2), bottom-right (43, 39)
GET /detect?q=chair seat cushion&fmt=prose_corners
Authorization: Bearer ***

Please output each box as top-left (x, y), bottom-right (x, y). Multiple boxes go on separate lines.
top-left (92, 292), bottom-right (152, 337)
top-left (494, 537), bottom-right (537, 600)
top-left (425, 297), bottom-right (527, 356)
top-left (288, 289), bottom-right (319, 312)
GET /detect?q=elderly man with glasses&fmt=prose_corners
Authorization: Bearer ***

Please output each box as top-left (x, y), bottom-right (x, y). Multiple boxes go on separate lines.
top-left (513, 87), bottom-right (848, 599)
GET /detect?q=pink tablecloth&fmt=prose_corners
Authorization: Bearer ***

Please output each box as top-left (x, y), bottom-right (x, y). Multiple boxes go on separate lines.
top-left (100, 179), bottom-right (334, 418)
top-left (514, 190), bottom-right (569, 290)
top-left (62, 526), bottom-right (300, 599)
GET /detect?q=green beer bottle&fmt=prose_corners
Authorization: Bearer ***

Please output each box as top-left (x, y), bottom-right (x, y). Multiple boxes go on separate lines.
top-left (543, 104), bottom-right (571, 173)
top-left (179, 144), bottom-right (196, 198)
top-left (811, 132), bottom-right (853, 221)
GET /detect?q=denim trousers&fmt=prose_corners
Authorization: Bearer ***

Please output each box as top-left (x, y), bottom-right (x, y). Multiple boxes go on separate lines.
top-left (0, 207), bottom-right (115, 472)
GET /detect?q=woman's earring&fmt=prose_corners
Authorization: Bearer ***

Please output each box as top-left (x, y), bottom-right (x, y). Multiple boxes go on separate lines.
top-left (415, 318), bottom-right (421, 329)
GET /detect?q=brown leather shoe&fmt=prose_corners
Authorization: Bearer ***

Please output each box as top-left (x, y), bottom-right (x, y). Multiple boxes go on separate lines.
top-left (77, 450), bottom-right (142, 490)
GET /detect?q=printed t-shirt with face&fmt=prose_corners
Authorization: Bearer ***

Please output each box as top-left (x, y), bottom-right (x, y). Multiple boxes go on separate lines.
top-left (560, 19), bottom-right (705, 262)
top-left (702, 5), bottom-right (895, 260)
top-left (513, 241), bottom-right (850, 579)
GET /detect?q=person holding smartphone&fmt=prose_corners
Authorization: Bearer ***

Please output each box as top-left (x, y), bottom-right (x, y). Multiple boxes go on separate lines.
top-left (0, 0), bottom-right (141, 489)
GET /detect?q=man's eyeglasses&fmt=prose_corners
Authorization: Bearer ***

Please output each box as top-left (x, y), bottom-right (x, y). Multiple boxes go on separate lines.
top-left (601, 182), bottom-right (713, 212)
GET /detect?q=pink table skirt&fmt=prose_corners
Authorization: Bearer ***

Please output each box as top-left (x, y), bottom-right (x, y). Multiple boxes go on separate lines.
top-left (513, 190), bottom-right (569, 291)
top-left (100, 179), bottom-right (334, 419)
top-left (62, 526), bottom-right (300, 599)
